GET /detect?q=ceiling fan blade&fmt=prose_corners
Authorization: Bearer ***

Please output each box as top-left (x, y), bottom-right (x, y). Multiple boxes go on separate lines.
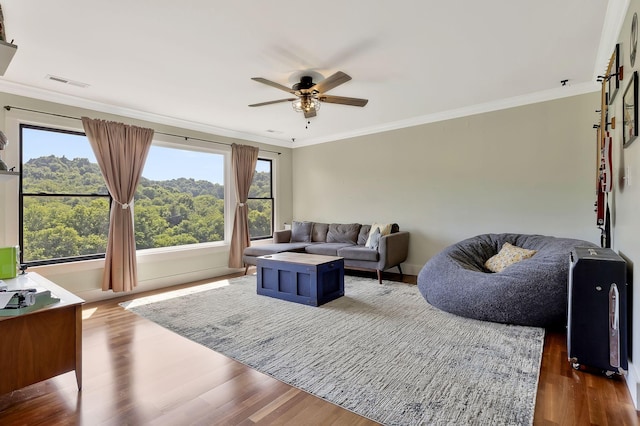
top-left (251, 77), bottom-right (296, 94)
top-left (313, 71), bottom-right (351, 93)
top-left (319, 95), bottom-right (368, 107)
top-left (304, 108), bottom-right (317, 118)
top-left (249, 98), bottom-right (296, 107)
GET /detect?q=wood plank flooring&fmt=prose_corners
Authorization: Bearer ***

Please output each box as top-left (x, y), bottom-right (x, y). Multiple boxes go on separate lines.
top-left (0, 271), bottom-right (638, 425)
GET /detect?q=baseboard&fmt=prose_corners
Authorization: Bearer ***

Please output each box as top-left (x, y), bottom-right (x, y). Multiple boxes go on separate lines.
top-left (401, 263), bottom-right (422, 277)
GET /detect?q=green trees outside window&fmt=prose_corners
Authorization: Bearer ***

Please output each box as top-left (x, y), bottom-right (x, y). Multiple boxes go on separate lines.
top-left (248, 159), bottom-right (273, 240)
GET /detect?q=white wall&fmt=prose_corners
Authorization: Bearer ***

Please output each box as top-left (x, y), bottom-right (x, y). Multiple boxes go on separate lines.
top-left (292, 93), bottom-right (600, 275)
top-left (0, 92), bottom-right (294, 302)
top-left (610, 0), bottom-right (640, 407)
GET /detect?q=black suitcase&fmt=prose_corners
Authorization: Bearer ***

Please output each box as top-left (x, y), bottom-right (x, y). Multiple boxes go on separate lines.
top-left (567, 247), bottom-right (627, 375)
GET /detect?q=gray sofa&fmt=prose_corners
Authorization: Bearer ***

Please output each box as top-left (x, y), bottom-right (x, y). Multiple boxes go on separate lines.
top-left (243, 221), bottom-right (410, 283)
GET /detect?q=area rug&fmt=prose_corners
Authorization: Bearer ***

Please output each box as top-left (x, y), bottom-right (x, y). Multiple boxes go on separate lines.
top-left (122, 275), bottom-right (544, 425)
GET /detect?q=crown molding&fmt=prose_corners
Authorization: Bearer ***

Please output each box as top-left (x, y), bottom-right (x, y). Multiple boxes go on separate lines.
top-left (0, 79), bottom-right (601, 151)
top-left (292, 81), bottom-right (600, 148)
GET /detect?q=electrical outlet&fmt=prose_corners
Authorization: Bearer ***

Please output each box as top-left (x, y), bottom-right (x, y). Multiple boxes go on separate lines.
top-left (625, 166), bottom-right (631, 187)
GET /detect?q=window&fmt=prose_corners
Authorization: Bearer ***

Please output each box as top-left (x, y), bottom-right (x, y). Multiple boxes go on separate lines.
top-left (20, 125), bottom-right (111, 265)
top-left (20, 125), bottom-right (228, 265)
top-left (247, 158), bottom-right (273, 240)
top-left (134, 145), bottom-right (225, 249)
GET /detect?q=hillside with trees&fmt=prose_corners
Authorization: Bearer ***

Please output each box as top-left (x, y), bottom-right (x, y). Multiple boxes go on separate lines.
top-left (21, 156), bottom-right (271, 262)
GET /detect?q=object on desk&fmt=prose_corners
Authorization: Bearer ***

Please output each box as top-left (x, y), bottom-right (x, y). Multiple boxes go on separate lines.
top-left (0, 246), bottom-right (19, 279)
top-left (0, 286), bottom-right (60, 316)
top-left (0, 288), bottom-right (36, 308)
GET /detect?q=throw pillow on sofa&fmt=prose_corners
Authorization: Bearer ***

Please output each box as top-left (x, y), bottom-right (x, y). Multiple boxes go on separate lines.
top-left (366, 227), bottom-right (382, 250)
top-left (366, 223), bottom-right (392, 247)
top-left (290, 221), bottom-right (312, 242)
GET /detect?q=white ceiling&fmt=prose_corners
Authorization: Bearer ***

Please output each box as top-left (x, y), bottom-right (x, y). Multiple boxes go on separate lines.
top-left (0, 1), bottom-right (628, 148)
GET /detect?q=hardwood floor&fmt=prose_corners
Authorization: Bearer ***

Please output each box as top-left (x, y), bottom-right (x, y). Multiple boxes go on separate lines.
top-left (0, 271), bottom-right (638, 425)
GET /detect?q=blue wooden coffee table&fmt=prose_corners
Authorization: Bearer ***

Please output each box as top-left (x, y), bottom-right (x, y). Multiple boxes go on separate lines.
top-left (256, 252), bottom-right (344, 306)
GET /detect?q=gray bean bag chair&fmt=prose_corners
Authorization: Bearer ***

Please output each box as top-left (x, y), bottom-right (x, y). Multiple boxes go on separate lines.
top-left (417, 233), bottom-right (596, 328)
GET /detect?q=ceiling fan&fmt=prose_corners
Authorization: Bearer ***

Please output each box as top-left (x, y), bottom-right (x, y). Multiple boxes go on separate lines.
top-left (249, 71), bottom-right (368, 119)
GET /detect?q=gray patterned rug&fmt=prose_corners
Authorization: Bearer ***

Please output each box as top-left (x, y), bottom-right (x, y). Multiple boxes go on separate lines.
top-left (122, 275), bottom-right (544, 425)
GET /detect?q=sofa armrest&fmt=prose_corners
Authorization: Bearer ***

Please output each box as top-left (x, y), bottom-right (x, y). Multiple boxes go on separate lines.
top-left (273, 229), bottom-right (291, 243)
top-left (378, 231), bottom-right (410, 270)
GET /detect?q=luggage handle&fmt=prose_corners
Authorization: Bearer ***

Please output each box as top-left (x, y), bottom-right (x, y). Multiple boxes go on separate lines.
top-left (610, 283), bottom-right (621, 369)
top-left (609, 284), bottom-right (619, 332)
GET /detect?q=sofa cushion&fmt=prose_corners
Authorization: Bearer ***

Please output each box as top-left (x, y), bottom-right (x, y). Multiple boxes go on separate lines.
top-left (327, 223), bottom-right (360, 244)
top-left (305, 243), bottom-right (353, 256)
top-left (244, 243), bottom-right (309, 257)
top-left (290, 221), bottom-right (312, 242)
top-left (337, 245), bottom-right (379, 262)
top-left (357, 224), bottom-right (371, 245)
top-left (311, 222), bottom-right (329, 242)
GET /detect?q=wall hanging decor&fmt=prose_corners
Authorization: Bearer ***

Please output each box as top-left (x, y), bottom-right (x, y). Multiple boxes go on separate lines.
top-left (623, 71), bottom-right (638, 148)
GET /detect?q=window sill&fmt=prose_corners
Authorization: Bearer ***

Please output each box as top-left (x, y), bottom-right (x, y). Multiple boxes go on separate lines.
top-left (136, 242), bottom-right (229, 263)
top-left (29, 242), bottom-right (232, 275)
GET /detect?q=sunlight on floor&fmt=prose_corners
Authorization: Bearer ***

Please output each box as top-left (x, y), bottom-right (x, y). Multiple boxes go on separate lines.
top-left (121, 280), bottom-right (231, 309)
top-left (82, 307), bottom-right (98, 319)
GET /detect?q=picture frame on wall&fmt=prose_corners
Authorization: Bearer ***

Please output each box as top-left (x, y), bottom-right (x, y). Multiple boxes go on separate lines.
top-left (609, 44), bottom-right (621, 104)
top-left (623, 71), bottom-right (638, 148)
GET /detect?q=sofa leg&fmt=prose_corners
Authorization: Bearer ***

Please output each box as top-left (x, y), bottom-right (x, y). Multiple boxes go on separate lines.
top-left (397, 264), bottom-right (403, 278)
top-left (377, 270), bottom-right (382, 284)
top-left (244, 265), bottom-right (249, 275)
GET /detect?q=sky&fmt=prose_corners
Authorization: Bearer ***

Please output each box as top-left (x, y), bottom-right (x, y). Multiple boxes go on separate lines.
top-left (21, 127), bottom-right (270, 184)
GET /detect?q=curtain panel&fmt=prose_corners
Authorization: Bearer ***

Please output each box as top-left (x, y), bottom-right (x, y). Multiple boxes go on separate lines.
top-left (81, 117), bottom-right (154, 292)
top-left (228, 143), bottom-right (259, 268)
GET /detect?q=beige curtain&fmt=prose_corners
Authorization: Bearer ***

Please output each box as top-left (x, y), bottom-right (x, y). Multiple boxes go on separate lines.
top-left (81, 117), bottom-right (154, 292)
top-left (228, 143), bottom-right (259, 268)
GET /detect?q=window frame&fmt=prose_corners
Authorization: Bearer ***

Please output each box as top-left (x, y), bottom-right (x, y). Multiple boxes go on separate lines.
top-left (247, 157), bottom-right (274, 241)
top-left (133, 140), bottom-right (228, 251)
top-left (19, 124), bottom-right (112, 266)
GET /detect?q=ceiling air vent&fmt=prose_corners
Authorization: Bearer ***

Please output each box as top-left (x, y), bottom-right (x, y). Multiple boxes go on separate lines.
top-left (45, 74), bottom-right (90, 88)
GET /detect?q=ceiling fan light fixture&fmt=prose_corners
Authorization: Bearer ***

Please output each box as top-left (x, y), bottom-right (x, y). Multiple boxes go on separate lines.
top-left (292, 96), bottom-right (320, 113)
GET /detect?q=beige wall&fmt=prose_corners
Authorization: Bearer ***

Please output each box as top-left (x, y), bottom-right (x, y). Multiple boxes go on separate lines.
top-left (610, 0), bottom-right (640, 407)
top-left (0, 92), bottom-right (294, 302)
top-left (292, 93), bottom-right (600, 275)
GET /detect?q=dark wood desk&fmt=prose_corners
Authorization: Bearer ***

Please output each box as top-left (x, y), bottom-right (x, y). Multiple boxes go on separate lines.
top-left (0, 272), bottom-right (84, 394)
